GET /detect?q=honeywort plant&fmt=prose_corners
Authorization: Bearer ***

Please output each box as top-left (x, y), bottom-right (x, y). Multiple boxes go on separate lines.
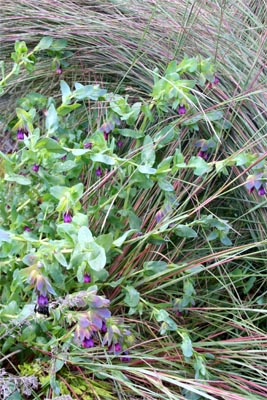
top-left (1, 38), bottom-right (267, 399)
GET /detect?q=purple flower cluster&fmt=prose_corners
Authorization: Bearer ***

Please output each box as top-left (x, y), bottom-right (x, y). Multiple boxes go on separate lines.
top-left (245, 173), bottom-right (266, 196)
top-left (195, 138), bottom-right (216, 161)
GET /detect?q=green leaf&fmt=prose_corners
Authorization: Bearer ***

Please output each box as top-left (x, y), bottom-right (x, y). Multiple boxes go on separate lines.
top-left (50, 185), bottom-right (68, 200)
top-left (54, 160), bottom-right (76, 173)
top-left (95, 233), bottom-right (113, 252)
top-left (154, 125), bottom-right (176, 148)
top-left (181, 334), bottom-right (193, 358)
top-left (143, 261), bottom-right (168, 276)
top-left (50, 38), bottom-right (68, 51)
top-left (73, 83), bottom-right (106, 100)
top-left (124, 286), bottom-right (140, 307)
top-left (207, 231), bottom-right (218, 241)
top-left (54, 251), bottom-right (68, 267)
top-left (177, 56), bottom-right (198, 73)
top-left (36, 137), bottom-right (65, 153)
top-left (117, 128), bottom-right (144, 138)
top-left (45, 103), bottom-right (58, 134)
top-left (175, 225), bottom-right (197, 238)
top-left (138, 165), bottom-right (156, 175)
top-left (78, 226), bottom-right (93, 248)
top-left (0, 228), bottom-right (11, 243)
top-left (57, 103), bottom-right (81, 116)
top-left (121, 102), bottom-right (141, 125)
top-left (187, 156), bottom-right (212, 176)
top-left (85, 242), bottom-right (106, 271)
top-left (113, 229), bottom-right (136, 247)
top-left (70, 148), bottom-right (91, 156)
top-left (16, 107), bottom-right (33, 129)
top-left (174, 150), bottom-right (186, 168)
top-left (4, 174), bottom-right (31, 185)
top-left (141, 135), bottom-right (155, 167)
top-left (6, 391), bottom-right (22, 400)
top-left (220, 234), bottom-right (232, 246)
top-left (34, 36), bottom-right (53, 51)
top-left (183, 110), bottom-right (224, 126)
top-left (158, 179), bottom-right (174, 192)
top-left (60, 80), bottom-right (72, 103)
top-left (90, 153), bottom-right (116, 165)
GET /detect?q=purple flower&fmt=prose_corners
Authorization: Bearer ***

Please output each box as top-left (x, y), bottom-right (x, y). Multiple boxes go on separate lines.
top-left (17, 128), bottom-right (25, 140)
top-left (24, 226), bottom-right (31, 232)
top-left (32, 164), bottom-right (40, 172)
top-left (100, 121), bottom-right (114, 134)
top-left (35, 294), bottom-right (49, 317)
top-left (84, 142), bottom-right (93, 149)
top-left (37, 294), bottom-right (49, 306)
top-left (63, 210), bottom-right (72, 223)
top-left (258, 186), bottom-right (266, 196)
top-left (120, 351), bottom-right (131, 362)
top-left (207, 75), bottom-right (220, 89)
top-left (114, 342), bottom-right (122, 353)
top-left (61, 155), bottom-right (67, 161)
top-left (178, 105), bottom-right (186, 115)
top-left (103, 132), bottom-right (109, 141)
top-left (245, 173), bottom-right (266, 196)
top-left (197, 150), bottom-right (209, 161)
top-left (96, 166), bottom-right (102, 177)
top-left (56, 67), bottom-right (62, 75)
top-left (214, 76), bottom-right (220, 85)
top-left (84, 273), bottom-right (91, 283)
top-left (101, 321), bottom-right (107, 334)
top-left (117, 140), bottom-right (123, 148)
top-left (82, 337), bottom-right (94, 348)
top-left (155, 210), bottom-right (163, 223)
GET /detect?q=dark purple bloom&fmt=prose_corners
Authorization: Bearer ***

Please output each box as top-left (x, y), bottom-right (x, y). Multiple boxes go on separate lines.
top-left (120, 351), bottom-right (131, 362)
top-left (32, 164), bottom-right (40, 172)
top-left (63, 210), bottom-right (72, 223)
top-left (178, 105), bottom-right (186, 115)
top-left (197, 150), bottom-right (209, 161)
top-left (84, 142), bottom-right (93, 149)
top-left (207, 75), bottom-right (220, 89)
top-left (108, 342), bottom-right (122, 353)
top-left (103, 132), bottom-right (109, 141)
top-left (84, 273), bottom-right (91, 283)
top-left (114, 343), bottom-right (122, 353)
top-left (117, 140), bottom-right (123, 148)
top-left (61, 155), bottom-right (67, 161)
top-left (96, 166), bottom-right (102, 177)
top-left (82, 337), bottom-right (94, 348)
top-left (17, 128), bottom-right (25, 140)
top-left (100, 121), bottom-right (114, 134)
top-left (24, 226), bottom-right (31, 232)
top-left (101, 321), bottom-right (107, 334)
top-left (35, 294), bottom-right (49, 317)
top-left (37, 294), bottom-right (49, 306)
top-left (258, 186), bottom-right (266, 196)
top-left (56, 66), bottom-right (62, 74)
